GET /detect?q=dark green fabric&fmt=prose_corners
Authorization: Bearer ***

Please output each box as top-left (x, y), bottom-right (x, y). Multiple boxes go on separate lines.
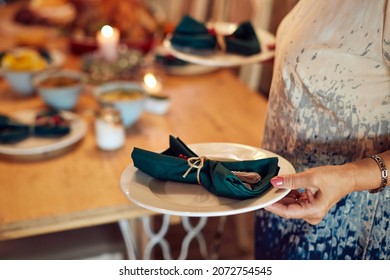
top-left (155, 53), bottom-right (188, 67)
top-left (162, 135), bottom-right (198, 158)
top-left (171, 15), bottom-right (217, 51)
top-left (0, 111), bottom-right (70, 144)
top-left (170, 15), bottom-right (261, 56)
top-left (225, 22), bottom-right (261, 55)
top-left (131, 136), bottom-right (280, 200)
top-left (174, 15), bottom-right (209, 35)
top-left (33, 125), bottom-right (70, 138)
top-left (0, 116), bottom-right (29, 143)
top-left (171, 34), bottom-right (217, 51)
top-left (33, 110), bottom-right (70, 138)
top-left (170, 15), bottom-right (216, 51)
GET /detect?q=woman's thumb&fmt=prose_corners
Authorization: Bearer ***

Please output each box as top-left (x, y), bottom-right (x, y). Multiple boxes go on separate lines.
top-left (270, 173), bottom-right (309, 190)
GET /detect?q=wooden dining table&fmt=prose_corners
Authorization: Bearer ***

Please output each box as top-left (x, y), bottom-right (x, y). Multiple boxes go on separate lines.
top-left (0, 2), bottom-right (270, 259)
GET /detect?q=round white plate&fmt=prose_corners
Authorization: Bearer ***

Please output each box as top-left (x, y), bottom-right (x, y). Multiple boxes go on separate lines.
top-left (0, 109), bottom-right (87, 156)
top-left (162, 22), bottom-right (275, 67)
top-left (120, 142), bottom-right (295, 217)
top-left (154, 46), bottom-right (219, 76)
top-left (165, 63), bottom-right (219, 76)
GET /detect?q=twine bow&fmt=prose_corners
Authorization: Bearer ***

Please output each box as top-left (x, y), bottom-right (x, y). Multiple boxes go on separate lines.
top-left (182, 156), bottom-right (207, 185)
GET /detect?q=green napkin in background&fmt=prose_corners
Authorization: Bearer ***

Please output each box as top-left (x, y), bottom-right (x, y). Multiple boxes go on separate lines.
top-left (170, 15), bottom-right (261, 56)
top-left (225, 21), bottom-right (261, 55)
top-left (170, 15), bottom-right (217, 51)
top-left (0, 110), bottom-right (70, 144)
top-left (155, 53), bottom-right (188, 67)
top-left (0, 116), bottom-right (29, 143)
top-left (131, 136), bottom-right (279, 200)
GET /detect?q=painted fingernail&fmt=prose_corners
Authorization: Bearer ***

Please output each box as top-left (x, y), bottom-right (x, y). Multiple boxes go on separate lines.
top-left (271, 176), bottom-right (284, 187)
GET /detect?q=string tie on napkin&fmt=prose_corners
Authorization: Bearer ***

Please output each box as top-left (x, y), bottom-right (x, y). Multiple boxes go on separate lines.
top-left (182, 156), bottom-right (207, 184)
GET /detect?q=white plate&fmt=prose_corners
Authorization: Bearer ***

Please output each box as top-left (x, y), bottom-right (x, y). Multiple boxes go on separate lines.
top-left (165, 63), bottom-right (219, 76)
top-left (154, 46), bottom-right (219, 76)
top-left (163, 22), bottom-right (275, 67)
top-left (0, 109), bottom-right (87, 156)
top-left (120, 143), bottom-right (295, 217)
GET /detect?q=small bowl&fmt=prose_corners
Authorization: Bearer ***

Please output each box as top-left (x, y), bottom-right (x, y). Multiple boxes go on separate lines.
top-left (144, 94), bottom-right (171, 115)
top-left (33, 70), bottom-right (86, 110)
top-left (93, 81), bottom-right (146, 128)
top-left (2, 70), bottom-right (37, 96)
top-left (0, 47), bottom-right (64, 96)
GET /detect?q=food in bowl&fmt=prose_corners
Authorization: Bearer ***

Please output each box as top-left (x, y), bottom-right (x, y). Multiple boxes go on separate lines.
top-left (36, 75), bottom-right (81, 88)
top-left (94, 81), bottom-right (145, 128)
top-left (99, 89), bottom-right (143, 102)
top-left (1, 48), bottom-right (48, 71)
top-left (33, 70), bottom-right (86, 110)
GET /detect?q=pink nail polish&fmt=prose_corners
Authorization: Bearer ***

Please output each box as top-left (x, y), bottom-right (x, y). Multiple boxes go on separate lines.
top-left (271, 176), bottom-right (284, 187)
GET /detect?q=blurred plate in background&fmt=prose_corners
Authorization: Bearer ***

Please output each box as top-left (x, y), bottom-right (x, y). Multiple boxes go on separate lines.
top-left (0, 109), bottom-right (87, 157)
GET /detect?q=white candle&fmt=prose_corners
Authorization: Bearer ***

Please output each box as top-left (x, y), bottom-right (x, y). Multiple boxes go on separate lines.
top-left (96, 25), bottom-right (120, 62)
top-left (142, 72), bottom-right (163, 94)
top-left (95, 119), bottom-right (125, 150)
top-left (95, 107), bottom-right (125, 151)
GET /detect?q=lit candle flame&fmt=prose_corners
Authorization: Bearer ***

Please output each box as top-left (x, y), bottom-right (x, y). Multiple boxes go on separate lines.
top-left (101, 25), bottom-right (114, 38)
top-left (144, 73), bottom-right (158, 89)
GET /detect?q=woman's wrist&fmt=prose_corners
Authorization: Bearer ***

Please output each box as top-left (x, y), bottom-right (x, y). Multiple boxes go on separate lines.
top-left (367, 155), bottom-right (388, 193)
top-left (345, 151), bottom-right (389, 193)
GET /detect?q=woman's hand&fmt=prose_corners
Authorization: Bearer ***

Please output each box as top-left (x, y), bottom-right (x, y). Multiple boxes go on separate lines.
top-left (264, 165), bottom-right (357, 225)
top-left (265, 151), bottom-right (389, 224)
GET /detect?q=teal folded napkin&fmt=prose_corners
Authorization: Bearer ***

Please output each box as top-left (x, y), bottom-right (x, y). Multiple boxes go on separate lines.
top-left (131, 135), bottom-right (279, 200)
top-left (171, 15), bottom-right (217, 51)
top-left (170, 15), bottom-right (261, 56)
top-left (155, 53), bottom-right (188, 67)
top-left (0, 116), bottom-right (29, 143)
top-left (225, 21), bottom-right (261, 56)
top-left (0, 110), bottom-right (70, 144)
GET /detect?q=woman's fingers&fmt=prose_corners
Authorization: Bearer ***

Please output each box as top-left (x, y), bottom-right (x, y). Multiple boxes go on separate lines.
top-left (265, 189), bottom-right (325, 225)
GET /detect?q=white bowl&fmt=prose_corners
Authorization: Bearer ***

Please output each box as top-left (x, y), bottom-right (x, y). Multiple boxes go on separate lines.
top-left (144, 94), bottom-right (171, 115)
top-left (93, 81), bottom-right (146, 127)
top-left (33, 70), bottom-right (86, 110)
top-left (0, 48), bottom-right (64, 96)
top-left (3, 71), bottom-right (37, 96)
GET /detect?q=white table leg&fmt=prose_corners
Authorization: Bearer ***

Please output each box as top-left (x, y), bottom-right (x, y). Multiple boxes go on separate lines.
top-left (178, 216), bottom-right (208, 259)
top-left (142, 214), bottom-right (173, 260)
top-left (118, 219), bottom-right (138, 260)
top-left (119, 214), bottom-right (227, 260)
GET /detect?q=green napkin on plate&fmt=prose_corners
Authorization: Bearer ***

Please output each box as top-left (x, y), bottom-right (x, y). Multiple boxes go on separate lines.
top-left (224, 21), bottom-right (261, 56)
top-left (0, 110), bottom-right (70, 144)
top-left (171, 15), bottom-right (217, 51)
top-left (170, 15), bottom-right (261, 56)
top-left (0, 116), bottom-right (30, 143)
top-left (155, 53), bottom-right (188, 67)
top-left (131, 135), bottom-right (279, 200)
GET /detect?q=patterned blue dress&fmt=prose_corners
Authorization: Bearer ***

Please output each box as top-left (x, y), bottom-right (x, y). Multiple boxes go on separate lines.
top-left (255, 0), bottom-right (390, 259)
